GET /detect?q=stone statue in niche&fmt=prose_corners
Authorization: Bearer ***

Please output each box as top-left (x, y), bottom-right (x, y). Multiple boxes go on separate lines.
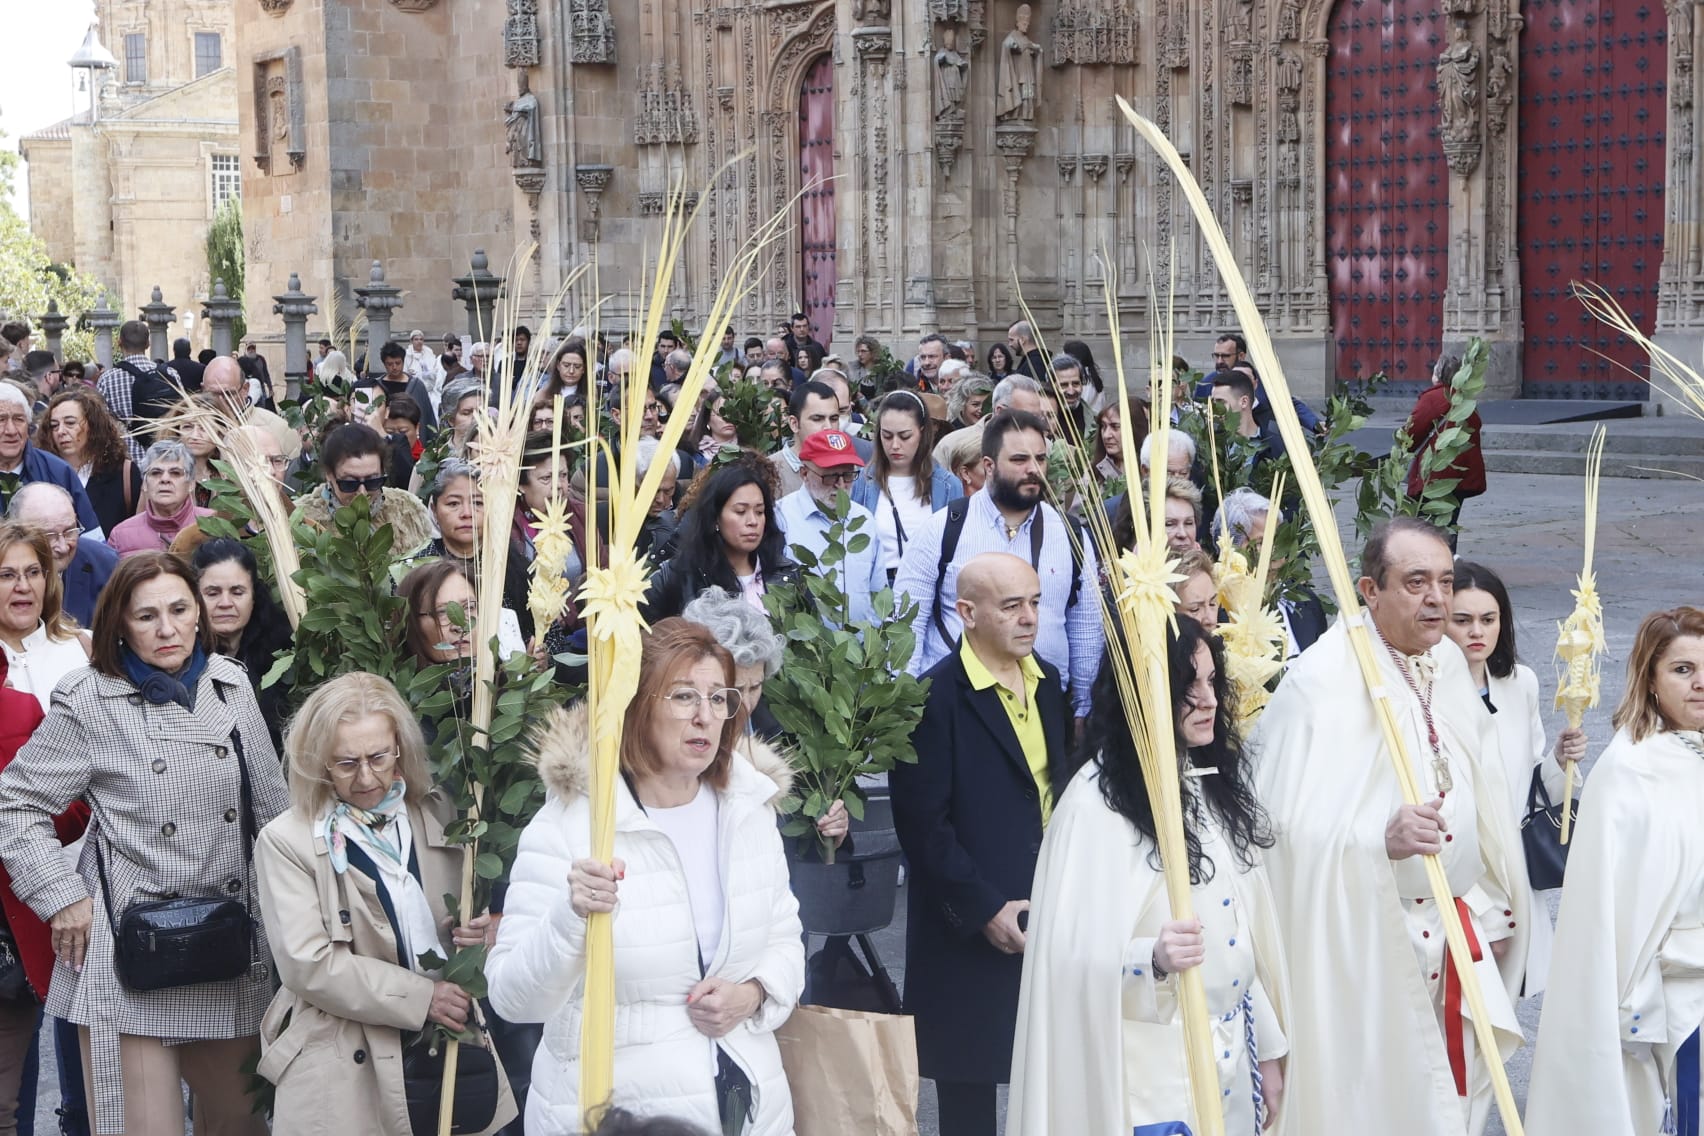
top-left (934, 25), bottom-right (968, 124)
top-left (1277, 0), bottom-right (1301, 40)
top-left (504, 0), bottom-right (540, 69)
top-left (569, 0), bottom-right (617, 64)
top-left (505, 72), bottom-right (542, 167)
top-left (1437, 18), bottom-right (1481, 145)
top-left (997, 3), bottom-right (1042, 122)
top-left (854, 0), bottom-right (891, 23)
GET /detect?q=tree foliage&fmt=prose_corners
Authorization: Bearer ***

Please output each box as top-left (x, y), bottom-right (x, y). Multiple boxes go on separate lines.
top-left (205, 196), bottom-right (247, 345)
top-left (0, 129), bottom-right (106, 361)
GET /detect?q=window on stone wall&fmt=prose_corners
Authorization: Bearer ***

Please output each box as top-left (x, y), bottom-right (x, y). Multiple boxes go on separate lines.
top-left (194, 33), bottom-right (222, 79)
top-left (211, 154), bottom-right (241, 209)
top-left (123, 33), bottom-right (145, 85)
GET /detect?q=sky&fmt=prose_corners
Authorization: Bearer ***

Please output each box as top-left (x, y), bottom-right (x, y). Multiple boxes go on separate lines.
top-left (3, 2), bottom-right (100, 216)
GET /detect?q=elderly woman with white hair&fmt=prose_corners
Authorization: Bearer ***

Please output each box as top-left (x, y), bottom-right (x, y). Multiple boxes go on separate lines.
top-left (1138, 428), bottom-right (1198, 482)
top-left (681, 586), bottom-right (848, 846)
top-left (107, 440), bottom-right (216, 557)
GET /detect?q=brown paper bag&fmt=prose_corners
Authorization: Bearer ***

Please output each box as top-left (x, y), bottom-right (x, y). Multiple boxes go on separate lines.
top-left (774, 1003), bottom-right (920, 1136)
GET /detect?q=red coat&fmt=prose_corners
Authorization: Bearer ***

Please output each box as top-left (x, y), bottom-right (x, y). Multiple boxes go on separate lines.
top-left (1403, 383), bottom-right (1487, 500)
top-left (0, 655), bottom-right (90, 1001)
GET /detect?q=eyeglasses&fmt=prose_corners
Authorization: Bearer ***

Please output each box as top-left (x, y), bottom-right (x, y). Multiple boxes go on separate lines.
top-left (335, 474), bottom-right (388, 494)
top-left (655, 687), bottom-right (743, 720)
top-left (328, 749), bottom-right (398, 778)
top-left (0, 565), bottom-right (45, 586)
top-left (809, 469), bottom-right (858, 487)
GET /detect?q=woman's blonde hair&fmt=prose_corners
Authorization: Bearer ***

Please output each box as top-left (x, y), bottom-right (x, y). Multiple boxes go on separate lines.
top-left (283, 671), bottom-right (433, 817)
top-left (1613, 607), bottom-right (1704, 743)
top-left (0, 521), bottom-right (78, 641)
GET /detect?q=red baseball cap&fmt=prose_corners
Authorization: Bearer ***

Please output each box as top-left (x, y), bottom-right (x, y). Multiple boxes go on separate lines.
top-left (796, 429), bottom-right (865, 468)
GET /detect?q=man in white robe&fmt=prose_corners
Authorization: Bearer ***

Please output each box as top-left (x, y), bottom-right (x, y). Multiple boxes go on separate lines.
top-left (1250, 517), bottom-right (1532, 1135)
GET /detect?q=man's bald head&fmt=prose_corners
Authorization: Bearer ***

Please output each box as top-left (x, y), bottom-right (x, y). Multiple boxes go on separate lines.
top-left (7, 482), bottom-right (80, 571)
top-left (203, 357), bottom-right (246, 399)
top-left (956, 552), bottom-right (1042, 666)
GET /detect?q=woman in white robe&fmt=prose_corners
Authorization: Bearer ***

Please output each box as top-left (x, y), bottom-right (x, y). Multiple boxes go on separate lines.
top-left (1526, 606), bottom-right (1704, 1134)
top-left (1446, 560), bottom-right (1586, 994)
top-left (1008, 616), bottom-right (1290, 1136)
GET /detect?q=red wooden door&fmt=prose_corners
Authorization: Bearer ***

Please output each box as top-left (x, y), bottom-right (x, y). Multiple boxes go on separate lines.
top-left (798, 55), bottom-right (836, 348)
top-left (1325, 0), bottom-right (1449, 390)
top-left (1517, 0), bottom-right (1666, 398)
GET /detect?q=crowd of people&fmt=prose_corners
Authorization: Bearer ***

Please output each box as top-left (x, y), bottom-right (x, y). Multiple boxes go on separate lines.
top-left (0, 308), bottom-right (1695, 1136)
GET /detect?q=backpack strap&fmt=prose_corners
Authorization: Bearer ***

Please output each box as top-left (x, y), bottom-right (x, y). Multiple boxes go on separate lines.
top-left (929, 498), bottom-right (972, 651)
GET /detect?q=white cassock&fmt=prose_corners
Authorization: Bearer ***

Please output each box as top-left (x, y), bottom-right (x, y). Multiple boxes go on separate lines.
top-left (1526, 728), bottom-right (1704, 1134)
top-left (1007, 762), bottom-right (1292, 1136)
top-left (1485, 663), bottom-right (1567, 995)
top-left (1249, 614), bottom-right (1530, 1136)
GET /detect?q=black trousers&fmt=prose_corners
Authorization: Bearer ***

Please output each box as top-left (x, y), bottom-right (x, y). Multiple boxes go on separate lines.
top-left (934, 1079), bottom-right (998, 1136)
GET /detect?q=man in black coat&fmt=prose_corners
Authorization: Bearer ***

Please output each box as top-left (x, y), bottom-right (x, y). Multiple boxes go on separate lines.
top-left (891, 551), bottom-right (1071, 1136)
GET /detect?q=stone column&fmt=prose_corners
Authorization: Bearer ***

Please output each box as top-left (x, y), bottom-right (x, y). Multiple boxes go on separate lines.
top-left (354, 261), bottom-right (404, 357)
top-left (451, 249), bottom-right (506, 342)
top-left (139, 286), bottom-right (175, 361)
top-left (271, 274), bottom-right (319, 402)
top-left (202, 280), bottom-right (244, 358)
top-left (87, 293), bottom-right (120, 368)
top-left (35, 300), bottom-right (69, 363)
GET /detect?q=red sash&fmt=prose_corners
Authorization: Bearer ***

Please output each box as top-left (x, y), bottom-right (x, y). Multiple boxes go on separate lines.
top-left (1442, 896), bottom-right (1484, 1098)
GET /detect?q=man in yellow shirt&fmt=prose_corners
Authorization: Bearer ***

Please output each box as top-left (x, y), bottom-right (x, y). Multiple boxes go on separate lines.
top-left (891, 552), bottom-right (1073, 1136)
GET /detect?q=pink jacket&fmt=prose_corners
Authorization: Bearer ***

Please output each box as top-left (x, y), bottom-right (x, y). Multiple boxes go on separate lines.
top-left (107, 497), bottom-right (216, 558)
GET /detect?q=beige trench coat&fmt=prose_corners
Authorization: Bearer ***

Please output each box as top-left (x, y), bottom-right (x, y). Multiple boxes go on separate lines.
top-left (254, 792), bottom-right (516, 1136)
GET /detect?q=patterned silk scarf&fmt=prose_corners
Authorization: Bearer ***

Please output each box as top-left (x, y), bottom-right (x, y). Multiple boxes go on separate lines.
top-left (321, 777), bottom-right (408, 875)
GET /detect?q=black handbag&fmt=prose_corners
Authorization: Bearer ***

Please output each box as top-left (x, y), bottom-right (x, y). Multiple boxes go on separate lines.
top-left (1521, 763), bottom-right (1575, 891)
top-left (403, 1029), bottom-right (502, 1136)
top-left (94, 694), bottom-right (259, 993)
top-left (0, 917), bottom-right (31, 1002)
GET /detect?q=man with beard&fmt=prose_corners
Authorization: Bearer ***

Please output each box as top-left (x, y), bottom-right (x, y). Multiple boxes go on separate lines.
top-left (894, 410), bottom-right (1100, 728)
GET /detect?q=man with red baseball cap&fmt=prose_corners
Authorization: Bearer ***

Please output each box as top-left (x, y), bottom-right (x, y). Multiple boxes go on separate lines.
top-left (773, 428), bottom-right (888, 626)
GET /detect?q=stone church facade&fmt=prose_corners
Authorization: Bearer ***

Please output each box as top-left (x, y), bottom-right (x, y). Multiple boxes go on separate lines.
top-left (234, 0), bottom-right (1697, 401)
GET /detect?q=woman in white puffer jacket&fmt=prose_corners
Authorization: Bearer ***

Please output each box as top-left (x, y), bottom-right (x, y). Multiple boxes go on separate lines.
top-left (487, 618), bottom-right (804, 1136)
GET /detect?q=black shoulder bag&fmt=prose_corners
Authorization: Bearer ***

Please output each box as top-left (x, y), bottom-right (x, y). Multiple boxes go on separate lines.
top-left (94, 688), bottom-right (258, 992)
top-left (1520, 764), bottom-right (1575, 892)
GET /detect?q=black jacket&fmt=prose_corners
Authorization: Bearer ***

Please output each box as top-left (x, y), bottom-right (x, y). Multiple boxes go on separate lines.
top-left (890, 647), bottom-right (1070, 1083)
top-left (83, 460), bottom-right (141, 537)
top-left (639, 555), bottom-right (801, 624)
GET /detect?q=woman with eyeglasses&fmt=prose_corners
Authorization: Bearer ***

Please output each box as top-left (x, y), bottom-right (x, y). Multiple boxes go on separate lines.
top-left (35, 387), bottom-right (141, 536)
top-left (487, 618), bottom-right (804, 1135)
top-left (108, 440), bottom-right (218, 558)
top-left (253, 671), bottom-right (516, 1135)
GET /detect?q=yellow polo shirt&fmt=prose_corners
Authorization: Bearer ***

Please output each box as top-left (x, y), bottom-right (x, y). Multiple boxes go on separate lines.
top-left (960, 638), bottom-right (1053, 824)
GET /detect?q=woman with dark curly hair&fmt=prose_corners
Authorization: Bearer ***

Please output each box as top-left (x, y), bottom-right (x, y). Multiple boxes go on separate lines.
top-left (36, 387), bottom-right (141, 535)
top-left (1009, 616), bottom-right (1288, 1134)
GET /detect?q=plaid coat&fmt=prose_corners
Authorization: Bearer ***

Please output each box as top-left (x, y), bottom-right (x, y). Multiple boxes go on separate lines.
top-left (0, 656), bottom-right (290, 1135)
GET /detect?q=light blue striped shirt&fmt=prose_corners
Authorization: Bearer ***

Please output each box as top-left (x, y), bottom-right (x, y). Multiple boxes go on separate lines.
top-left (893, 488), bottom-right (1101, 715)
top-left (773, 488), bottom-right (888, 627)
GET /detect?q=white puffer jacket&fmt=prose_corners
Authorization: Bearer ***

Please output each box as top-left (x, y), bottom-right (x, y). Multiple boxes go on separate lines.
top-left (486, 703), bottom-right (804, 1136)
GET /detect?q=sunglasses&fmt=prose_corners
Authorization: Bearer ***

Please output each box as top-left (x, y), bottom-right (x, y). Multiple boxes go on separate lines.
top-left (334, 474), bottom-right (387, 494)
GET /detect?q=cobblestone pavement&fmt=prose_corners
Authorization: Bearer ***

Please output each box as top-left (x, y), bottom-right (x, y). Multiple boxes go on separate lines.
top-left (29, 475), bottom-right (1704, 1134)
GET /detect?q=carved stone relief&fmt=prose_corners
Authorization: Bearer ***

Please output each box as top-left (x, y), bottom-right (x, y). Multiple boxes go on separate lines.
top-left (996, 4), bottom-right (1043, 123)
top-left (1437, 17), bottom-right (1482, 174)
top-left (934, 24), bottom-right (969, 176)
top-left (504, 0), bottom-right (541, 68)
top-left (635, 64), bottom-right (698, 145)
top-left (1049, 1), bottom-right (1137, 66)
top-left (569, 0), bottom-right (616, 65)
top-left (251, 47), bottom-right (304, 173)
